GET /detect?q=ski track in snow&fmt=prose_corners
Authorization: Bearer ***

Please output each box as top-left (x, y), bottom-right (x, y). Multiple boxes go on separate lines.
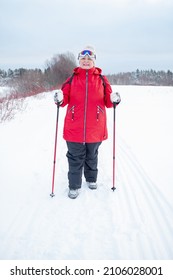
top-left (0, 89), bottom-right (173, 260)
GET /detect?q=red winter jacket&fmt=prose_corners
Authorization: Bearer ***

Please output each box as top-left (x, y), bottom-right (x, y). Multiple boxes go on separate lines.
top-left (61, 67), bottom-right (113, 143)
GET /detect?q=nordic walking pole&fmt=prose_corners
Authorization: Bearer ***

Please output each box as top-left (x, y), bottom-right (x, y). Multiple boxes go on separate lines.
top-left (50, 102), bottom-right (60, 197)
top-left (111, 102), bottom-right (116, 191)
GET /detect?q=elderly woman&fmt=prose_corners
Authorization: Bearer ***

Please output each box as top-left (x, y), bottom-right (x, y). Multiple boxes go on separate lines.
top-left (54, 46), bottom-right (120, 198)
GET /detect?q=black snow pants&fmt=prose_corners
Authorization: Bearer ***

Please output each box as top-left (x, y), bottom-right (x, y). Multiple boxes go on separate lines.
top-left (66, 141), bottom-right (102, 190)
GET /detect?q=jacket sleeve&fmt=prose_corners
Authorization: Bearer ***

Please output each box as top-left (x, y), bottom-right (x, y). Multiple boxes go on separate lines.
top-left (103, 75), bottom-right (113, 108)
top-left (60, 77), bottom-right (71, 107)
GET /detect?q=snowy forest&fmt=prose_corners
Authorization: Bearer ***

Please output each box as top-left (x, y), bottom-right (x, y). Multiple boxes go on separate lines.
top-left (1, 51), bottom-right (173, 122)
top-left (1, 52), bottom-right (173, 95)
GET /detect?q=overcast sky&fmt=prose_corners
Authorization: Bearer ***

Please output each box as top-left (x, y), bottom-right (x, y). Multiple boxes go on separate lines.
top-left (1, 0), bottom-right (173, 74)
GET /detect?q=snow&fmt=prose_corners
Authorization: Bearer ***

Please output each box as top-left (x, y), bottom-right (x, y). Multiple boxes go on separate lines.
top-left (0, 86), bottom-right (11, 98)
top-left (0, 85), bottom-right (173, 260)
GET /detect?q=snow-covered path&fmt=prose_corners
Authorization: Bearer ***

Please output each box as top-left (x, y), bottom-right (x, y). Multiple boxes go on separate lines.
top-left (0, 86), bottom-right (173, 260)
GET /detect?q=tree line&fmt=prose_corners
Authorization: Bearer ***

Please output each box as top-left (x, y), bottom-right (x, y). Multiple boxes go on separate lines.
top-left (0, 52), bottom-right (173, 99)
top-left (1, 52), bottom-right (172, 122)
top-left (0, 52), bottom-right (77, 98)
top-left (107, 69), bottom-right (173, 86)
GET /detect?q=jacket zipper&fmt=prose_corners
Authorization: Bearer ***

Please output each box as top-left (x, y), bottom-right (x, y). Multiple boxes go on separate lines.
top-left (83, 71), bottom-right (88, 144)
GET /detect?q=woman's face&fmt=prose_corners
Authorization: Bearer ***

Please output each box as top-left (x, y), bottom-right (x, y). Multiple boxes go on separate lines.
top-left (79, 55), bottom-right (94, 69)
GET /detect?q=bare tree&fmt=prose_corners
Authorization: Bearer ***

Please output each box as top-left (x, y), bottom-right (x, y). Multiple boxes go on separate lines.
top-left (45, 52), bottom-right (77, 87)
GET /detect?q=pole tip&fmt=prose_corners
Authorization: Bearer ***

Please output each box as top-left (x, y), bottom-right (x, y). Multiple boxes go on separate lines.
top-left (111, 187), bottom-right (116, 191)
top-left (50, 193), bottom-right (55, 197)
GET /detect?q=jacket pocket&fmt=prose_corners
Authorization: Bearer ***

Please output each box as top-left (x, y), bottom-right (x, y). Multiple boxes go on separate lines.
top-left (68, 105), bottom-right (76, 120)
top-left (96, 105), bottom-right (104, 121)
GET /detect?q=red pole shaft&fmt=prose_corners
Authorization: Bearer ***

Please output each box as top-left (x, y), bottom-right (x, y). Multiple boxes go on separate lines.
top-left (112, 103), bottom-right (116, 191)
top-left (50, 104), bottom-right (60, 197)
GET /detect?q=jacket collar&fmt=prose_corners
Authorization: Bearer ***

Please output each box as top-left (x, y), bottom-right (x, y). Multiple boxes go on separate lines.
top-left (73, 67), bottom-right (102, 75)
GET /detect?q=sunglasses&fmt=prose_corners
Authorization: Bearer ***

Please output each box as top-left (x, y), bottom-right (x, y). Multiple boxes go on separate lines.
top-left (78, 50), bottom-right (96, 59)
